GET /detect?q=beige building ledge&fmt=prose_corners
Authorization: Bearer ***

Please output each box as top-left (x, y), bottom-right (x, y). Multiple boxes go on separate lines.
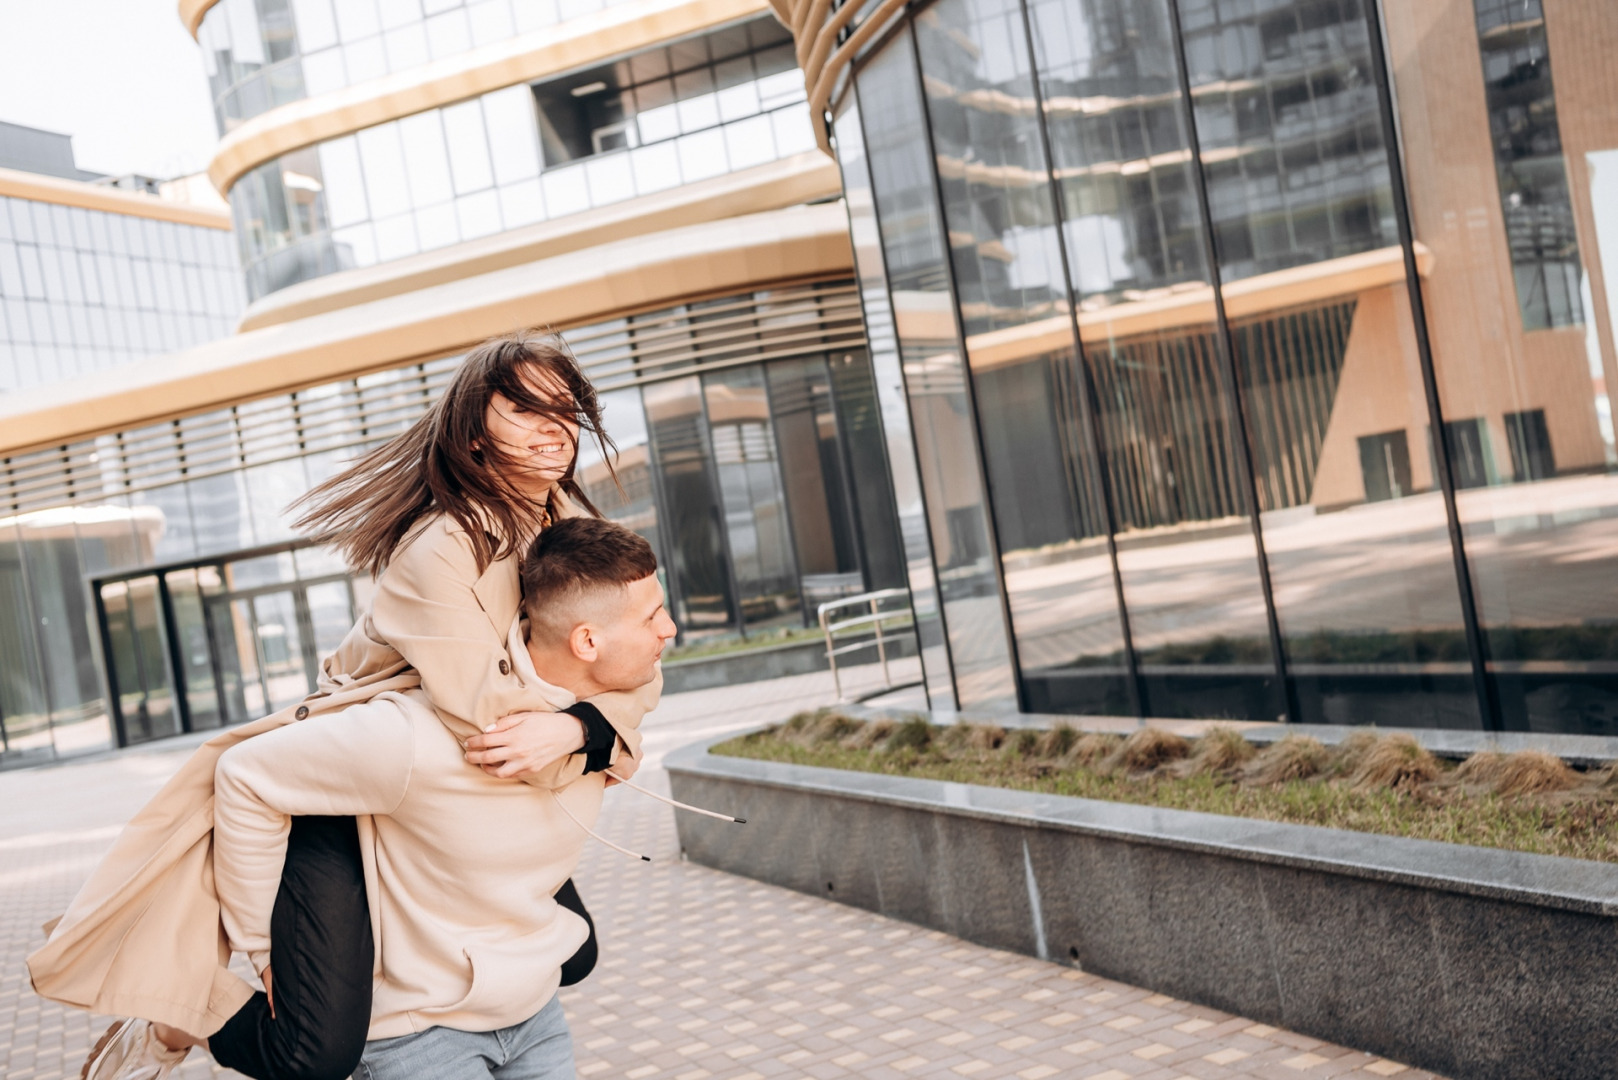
top-left (240, 151), bottom-right (842, 331)
top-left (0, 203), bottom-right (853, 457)
top-left (208, 0), bottom-right (770, 195)
top-left (0, 167), bottom-right (232, 230)
top-left (178, 0), bottom-right (218, 37)
top-left (891, 243), bottom-right (1435, 371)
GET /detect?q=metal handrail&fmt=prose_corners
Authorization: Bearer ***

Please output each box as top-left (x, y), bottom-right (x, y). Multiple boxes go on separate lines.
top-left (818, 588), bottom-right (914, 702)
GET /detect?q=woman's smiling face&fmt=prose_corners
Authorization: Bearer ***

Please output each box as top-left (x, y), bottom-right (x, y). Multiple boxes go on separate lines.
top-left (483, 366), bottom-right (581, 499)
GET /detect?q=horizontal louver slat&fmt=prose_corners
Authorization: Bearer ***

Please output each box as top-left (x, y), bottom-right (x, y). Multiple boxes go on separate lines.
top-left (0, 280), bottom-right (864, 515)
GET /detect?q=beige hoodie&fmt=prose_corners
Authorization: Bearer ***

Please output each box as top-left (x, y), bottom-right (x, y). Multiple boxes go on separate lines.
top-left (212, 617), bottom-right (651, 1039)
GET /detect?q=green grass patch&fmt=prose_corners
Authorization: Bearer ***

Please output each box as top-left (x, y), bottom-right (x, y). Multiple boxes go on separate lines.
top-left (712, 711), bottom-right (1618, 864)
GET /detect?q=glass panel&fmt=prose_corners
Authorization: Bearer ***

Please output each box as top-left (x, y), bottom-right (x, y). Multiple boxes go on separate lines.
top-left (166, 568), bottom-right (224, 732)
top-left (110, 575), bottom-right (181, 744)
top-left (304, 579), bottom-right (355, 661)
top-left (915, 0), bottom-right (1134, 716)
top-left (252, 590), bottom-right (313, 711)
top-left (1172, 0), bottom-right (1479, 727)
top-left (765, 356), bottom-right (866, 610)
top-left (826, 347), bottom-right (908, 593)
top-left (703, 365), bottom-right (802, 631)
top-left (17, 524), bottom-right (115, 753)
top-left (855, 29), bottom-right (1019, 710)
top-left (207, 579), bottom-right (255, 725)
top-left (577, 384), bottom-right (663, 566)
top-left (1385, 0), bottom-right (1618, 734)
top-left (1027, 0), bottom-right (1281, 719)
top-left (0, 520), bottom-right (52, 757)
top-left (834, 95), bottom-right (951, 707)
top-left (642, 375), bottom-right (737, 640)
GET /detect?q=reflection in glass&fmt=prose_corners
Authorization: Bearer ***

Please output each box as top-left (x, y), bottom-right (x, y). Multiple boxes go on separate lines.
top-left (304, 579), bottom-right (356, 662)
top-left (167, 569), bottom-right (224, 732)
top-left (643, 376), bottom-right (737, 639)
top-left (825, 349), bottom-right (909, 594)
top-left (231, 148), bottom-right (350, 300)
top-left (856, 29), bottom-right (1019, 710)
top-left (0, 519), bottom-right (51, 757)
top-left (531, 17), bottom-right (798, 166)
top-left (252, 590), bottom-right (313, 711)
top-left (199, 0), bottom-right (307, 132)
top-left (1173, 0), bottom-right (1480, 727)
top-left (101, 576), bottom-right (181, 745)
top-left (914, 0), bottom-right (1134, 715)
top-left (1472, 0), bottom-right (1584, 330)
top-left (1027, 0), bottom-right (1280, 719)
top-left (703, 365), bottom-right (801, 631)
top-left (1385, 0), bottom-right (1618, 733)
top-left (765, 357), bottom-right (866, 610)
top-left (833, 96), bottom-right (952, 707)
top-left (577, 385), bottom-right (663, 562)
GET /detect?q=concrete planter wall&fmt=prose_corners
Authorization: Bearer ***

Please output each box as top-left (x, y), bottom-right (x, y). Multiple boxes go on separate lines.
top-left (667, 736), bottom-right (1618, 1080)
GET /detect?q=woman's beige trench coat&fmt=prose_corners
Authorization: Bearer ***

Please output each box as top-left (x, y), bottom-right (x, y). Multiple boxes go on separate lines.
top-left (26, 507), bottom-right (657, 1036)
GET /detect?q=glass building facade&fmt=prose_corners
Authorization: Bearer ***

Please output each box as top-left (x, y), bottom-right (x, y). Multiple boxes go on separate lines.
top-left (829, 0), bottom-right (1618, 734)
top-left (198, 0), bottom-right (649, 133)
top-left (0, 280), bottom-right (901, 765)
top-left (228, 13), bottom-right (818, 298)
top-left (0, 195), bottom-right (244, 390)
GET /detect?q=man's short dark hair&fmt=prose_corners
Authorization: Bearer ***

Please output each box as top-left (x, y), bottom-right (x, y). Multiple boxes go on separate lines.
top-left (522, 517), bottom-right (659, 641)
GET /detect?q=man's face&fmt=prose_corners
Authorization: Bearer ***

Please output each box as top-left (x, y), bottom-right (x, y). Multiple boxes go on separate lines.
top-left (576, 574), bottom-right (677, 690)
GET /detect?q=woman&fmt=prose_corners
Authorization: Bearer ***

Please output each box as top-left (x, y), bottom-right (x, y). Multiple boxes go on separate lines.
top-left (78, 330), bottom-right (652, 1080)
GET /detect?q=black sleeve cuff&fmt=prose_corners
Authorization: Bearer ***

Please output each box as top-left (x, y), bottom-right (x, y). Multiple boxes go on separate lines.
top-left (561, 701), bottom-right (617, 774)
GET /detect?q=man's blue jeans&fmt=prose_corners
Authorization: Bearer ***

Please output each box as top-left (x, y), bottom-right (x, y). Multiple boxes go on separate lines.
top-left (354, 995), bottom-right (574, 1080)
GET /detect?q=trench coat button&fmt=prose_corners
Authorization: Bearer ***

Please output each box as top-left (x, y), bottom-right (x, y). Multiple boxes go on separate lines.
top-left (499, 659), bottom-right (510, 675)
top-left (294, 705), bottom-right (310, 720)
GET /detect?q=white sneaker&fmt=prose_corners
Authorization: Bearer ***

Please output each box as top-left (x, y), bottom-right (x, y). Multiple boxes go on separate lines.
top-left (80, 1018), bottom-right (188, 1080)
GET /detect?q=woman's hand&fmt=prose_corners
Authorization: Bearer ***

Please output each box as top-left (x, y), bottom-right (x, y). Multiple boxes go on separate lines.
top-left (464, 712), bottom-right (586, 778)
top-left (604, 750), bottom-right (640, 787)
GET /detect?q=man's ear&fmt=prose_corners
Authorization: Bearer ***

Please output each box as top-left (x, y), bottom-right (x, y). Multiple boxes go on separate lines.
top-left (568, 622), bottom-right (599, 663)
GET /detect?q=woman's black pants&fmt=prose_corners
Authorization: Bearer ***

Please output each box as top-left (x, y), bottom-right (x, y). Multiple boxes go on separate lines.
top-left (208, 816), bottom-right (597, 1080)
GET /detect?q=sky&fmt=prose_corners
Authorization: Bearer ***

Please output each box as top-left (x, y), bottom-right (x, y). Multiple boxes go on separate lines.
top-left (0, 0), bottom-right (219, 179)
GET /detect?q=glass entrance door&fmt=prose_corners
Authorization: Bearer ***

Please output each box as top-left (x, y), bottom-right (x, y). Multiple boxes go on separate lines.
top-left (98, 576), bottom-right (181, 745)
top-left (94, 543), bottom-right (362, 745)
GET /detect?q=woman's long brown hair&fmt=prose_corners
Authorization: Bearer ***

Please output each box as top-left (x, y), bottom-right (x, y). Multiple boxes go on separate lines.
top-left (292, 330), bottom-right (616, 577)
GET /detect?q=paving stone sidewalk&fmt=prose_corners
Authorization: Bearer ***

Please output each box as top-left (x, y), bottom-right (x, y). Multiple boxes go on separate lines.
top-left (1, 667), bottom-right (1440, 1080)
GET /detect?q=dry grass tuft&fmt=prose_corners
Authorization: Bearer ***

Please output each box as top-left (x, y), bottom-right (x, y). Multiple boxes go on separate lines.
top-left (1107, 728), bottom-right (1191, 773)
top-left (884, 715), bottom-right (934, 752)
top-left (1453, 750), bottom-right (1509, 789)
top-left (1003, 727), bottom-right (1041, 759)
top-left (1067, 732), bottom-right (1121, 767)
top-left (965, 724), bottom-right (1007, 752)
top-left (1035, 723), bottom-right (1080, 759)
top-left (1351, 733), bottom-right (1440, 790)
top-left (1244, 735), bottom-right (1329, 785)
top-left (1491, 750), bottom-right (1582, 796)
top-left (1326, 728), bottom-right (1383, 778)
top-left (841, 717), bottom-right (894, 750)
top-left (1178, 726), bottom-right (1256, 776)
top-left (781, 709), bottom-right (862, 746)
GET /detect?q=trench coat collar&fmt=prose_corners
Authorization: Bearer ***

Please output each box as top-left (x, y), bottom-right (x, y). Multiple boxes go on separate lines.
top-left (451, 484), bottom-right (575, 635)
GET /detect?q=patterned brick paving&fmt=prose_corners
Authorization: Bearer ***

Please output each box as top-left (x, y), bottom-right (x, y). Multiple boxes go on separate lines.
top-left (1, 667), bottom-right (1441, 1079)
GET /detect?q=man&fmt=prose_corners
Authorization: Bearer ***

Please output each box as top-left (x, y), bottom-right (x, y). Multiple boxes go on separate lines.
top-left (88, 518), bottom-right (675, 1080)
